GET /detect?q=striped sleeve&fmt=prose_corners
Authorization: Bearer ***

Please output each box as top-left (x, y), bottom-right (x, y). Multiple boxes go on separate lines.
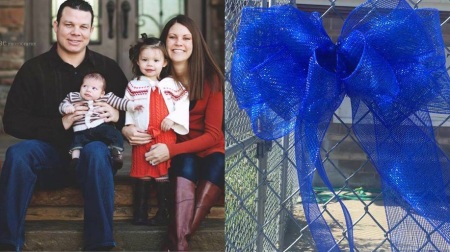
top-left (59, 92), bottom-right (83, 115)
top-left (103, 92), bottom-right (132, 111)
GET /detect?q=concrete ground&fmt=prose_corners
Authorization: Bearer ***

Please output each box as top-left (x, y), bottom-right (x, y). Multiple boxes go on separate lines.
top-left (284, 199), bottom-right (390, 251)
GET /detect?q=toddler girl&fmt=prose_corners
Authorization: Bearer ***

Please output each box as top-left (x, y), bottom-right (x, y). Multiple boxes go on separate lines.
top-left (126, 34), bottom-right (189, 225)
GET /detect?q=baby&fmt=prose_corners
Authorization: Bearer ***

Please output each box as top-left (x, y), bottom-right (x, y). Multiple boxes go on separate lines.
top-left (59, 72), bottom-right (142, 173)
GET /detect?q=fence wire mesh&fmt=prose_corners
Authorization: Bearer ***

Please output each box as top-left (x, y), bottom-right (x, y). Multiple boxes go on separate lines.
top-left (224, 0), bottom-right (450, 251)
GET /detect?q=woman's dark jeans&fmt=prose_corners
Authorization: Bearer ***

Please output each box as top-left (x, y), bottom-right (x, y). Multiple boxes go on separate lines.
top-left (169, 152), bottom-right (224, 188)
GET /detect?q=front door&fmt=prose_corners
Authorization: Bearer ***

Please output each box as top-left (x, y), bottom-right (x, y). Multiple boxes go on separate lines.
top-left (29, 0), bottom-right (186, 79)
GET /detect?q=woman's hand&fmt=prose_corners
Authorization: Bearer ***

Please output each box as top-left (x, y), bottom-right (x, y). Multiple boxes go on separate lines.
top-left (122, 124), bottom-right (152, 145)
top-left (145, 143), bottom-right (170, 165)
top-left (62, 103), bottom-right (88, 130)
top-left (95, 101), bottom-right (119, 122)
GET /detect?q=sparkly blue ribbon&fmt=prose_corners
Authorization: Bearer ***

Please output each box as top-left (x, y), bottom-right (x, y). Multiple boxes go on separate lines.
top-left (230, 0), bottom-right (450, 251)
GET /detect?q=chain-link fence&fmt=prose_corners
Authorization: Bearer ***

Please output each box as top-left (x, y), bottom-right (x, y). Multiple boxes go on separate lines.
top-left (225, 0), bottom-right (450, 251)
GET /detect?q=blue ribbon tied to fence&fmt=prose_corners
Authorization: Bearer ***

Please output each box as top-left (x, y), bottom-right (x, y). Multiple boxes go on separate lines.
top-left (231, 0), bottom-right (450, 251)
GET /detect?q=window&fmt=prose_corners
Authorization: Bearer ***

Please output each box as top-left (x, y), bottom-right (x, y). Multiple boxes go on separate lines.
top-left (137, 0), bottom-right (184, 38)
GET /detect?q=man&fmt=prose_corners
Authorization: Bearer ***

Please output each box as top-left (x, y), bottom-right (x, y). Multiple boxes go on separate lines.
top-left (0, 0), bottom-right (128, 250)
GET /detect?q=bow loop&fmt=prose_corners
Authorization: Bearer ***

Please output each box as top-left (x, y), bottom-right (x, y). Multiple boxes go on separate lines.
top-left (338, 31), bottom-right (401, 126)
top-left (339, 0), bottom-right (450, 117)
top-left (231, 5), bottom-right (339, 139)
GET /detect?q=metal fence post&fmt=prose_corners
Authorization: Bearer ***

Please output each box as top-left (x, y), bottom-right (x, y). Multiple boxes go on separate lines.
top-left (256, 140), bottom-right (272, 252)
top-left (278, 135), bottom-right (290, 249)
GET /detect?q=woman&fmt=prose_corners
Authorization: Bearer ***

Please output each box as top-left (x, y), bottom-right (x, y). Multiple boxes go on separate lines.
top-left (122, 15), bottom-right (224, 251)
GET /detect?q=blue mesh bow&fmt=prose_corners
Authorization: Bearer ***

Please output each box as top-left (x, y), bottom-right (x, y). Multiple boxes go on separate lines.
top-left (231, 0), bottom-right (450, 251)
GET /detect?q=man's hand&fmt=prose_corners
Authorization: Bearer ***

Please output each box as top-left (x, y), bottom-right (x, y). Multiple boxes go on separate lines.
top-left (63, 104), bottom-right (75, 114)
top-left (62, 103), bottom-right (88, 130)
top-left (95, 101), bottom-right (119, 122)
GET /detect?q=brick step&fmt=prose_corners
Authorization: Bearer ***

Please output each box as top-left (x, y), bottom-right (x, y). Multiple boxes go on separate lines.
top-left (1, 135), bottom-right (224, 221)
top-left (27, 175), bottom-right (224, 221)
top-left (26, 205), bottom-right (224, 221)
top-left (23, 219), bottom-right (224, 251)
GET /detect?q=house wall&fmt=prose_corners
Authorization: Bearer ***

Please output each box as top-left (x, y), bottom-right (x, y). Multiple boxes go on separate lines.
top-left (0, 0), bottom-right (25, 133)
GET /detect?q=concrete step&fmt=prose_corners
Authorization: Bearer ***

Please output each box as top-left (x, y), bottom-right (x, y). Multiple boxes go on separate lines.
top-left (23, 219), bottom-right (225, 251)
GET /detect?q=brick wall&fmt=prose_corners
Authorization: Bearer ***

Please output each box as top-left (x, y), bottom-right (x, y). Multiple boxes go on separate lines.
top-left (0, 0), bottom-right (25, 133)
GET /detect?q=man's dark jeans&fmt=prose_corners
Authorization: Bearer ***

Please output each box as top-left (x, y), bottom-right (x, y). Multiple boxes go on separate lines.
top-left (0, 140), bottom-right (116, 251)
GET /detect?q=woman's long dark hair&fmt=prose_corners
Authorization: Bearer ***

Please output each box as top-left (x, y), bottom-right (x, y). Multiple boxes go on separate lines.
top-left (160, 15), bottom-right (224, 100)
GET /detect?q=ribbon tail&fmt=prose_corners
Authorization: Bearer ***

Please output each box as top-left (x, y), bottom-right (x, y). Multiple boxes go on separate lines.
top-left (296, 118), bottom-right (356, 252)
top-left (351, 101), bottom-right (450, 250)
top-left (293, 53), bottom-right (354, 251)
top-left (295, 120), bottom-right (337, 251)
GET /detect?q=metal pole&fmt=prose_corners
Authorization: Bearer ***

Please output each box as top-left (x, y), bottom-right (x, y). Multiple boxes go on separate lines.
top-left (278, 135), bottom-right (290, 249)
top-left (256, 140), bottom-right (270, 251)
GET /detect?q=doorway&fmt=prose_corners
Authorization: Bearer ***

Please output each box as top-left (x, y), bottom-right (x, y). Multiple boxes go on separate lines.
top-left (28, 0), bottom-right (187, 79)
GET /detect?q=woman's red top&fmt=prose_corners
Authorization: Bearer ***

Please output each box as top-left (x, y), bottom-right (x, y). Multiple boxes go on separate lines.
top-left (167, 79), bottom-right (224, 158)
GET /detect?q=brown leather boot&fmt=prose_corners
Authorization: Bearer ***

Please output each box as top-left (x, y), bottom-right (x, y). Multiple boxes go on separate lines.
top-left (190, 180), bottom-right (222, 235)
top-left (167, 177), bottom-right (195, 251)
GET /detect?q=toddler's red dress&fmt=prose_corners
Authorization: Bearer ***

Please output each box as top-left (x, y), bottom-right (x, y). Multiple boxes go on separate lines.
top-left (130, 87), bottom-right (176, 178)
